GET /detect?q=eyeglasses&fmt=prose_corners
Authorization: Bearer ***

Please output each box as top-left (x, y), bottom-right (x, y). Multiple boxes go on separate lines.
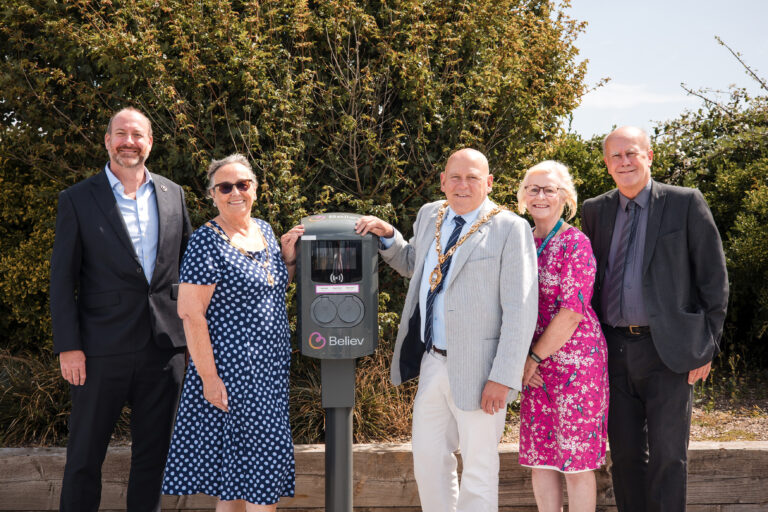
top-left (524, 185), bottom-right (560, 198)
top-left (212, 180), bottom-right (253, 194)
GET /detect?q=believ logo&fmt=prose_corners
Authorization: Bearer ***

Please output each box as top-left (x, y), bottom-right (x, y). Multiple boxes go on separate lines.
top-left (308, 332), bottom-right (326, 349)
top-left (308, 332), bottom-right (365, 349)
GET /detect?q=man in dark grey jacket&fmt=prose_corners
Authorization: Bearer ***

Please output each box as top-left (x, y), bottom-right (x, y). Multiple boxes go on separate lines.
top-left (582, 126), bottom-right (728, 512)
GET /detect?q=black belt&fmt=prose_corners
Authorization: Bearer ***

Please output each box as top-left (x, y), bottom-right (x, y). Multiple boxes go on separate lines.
top-left (431, 346), bottom-right (447, 356)
top-left (610, 325), bottom-right (651, 336)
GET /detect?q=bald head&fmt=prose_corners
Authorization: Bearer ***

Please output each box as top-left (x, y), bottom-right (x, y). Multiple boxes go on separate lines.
top-left (440, 148), bottom-right (493, 214)
top-left (445, 148), bottom-right (490, 173)
top-left (603, 126), bottom-right (651, 156)
top-left (603, 126), bottom-right (653, 199)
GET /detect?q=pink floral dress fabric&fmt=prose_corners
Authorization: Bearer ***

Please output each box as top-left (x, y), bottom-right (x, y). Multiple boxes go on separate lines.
top-left (519, 227), bottom-right (609, 472)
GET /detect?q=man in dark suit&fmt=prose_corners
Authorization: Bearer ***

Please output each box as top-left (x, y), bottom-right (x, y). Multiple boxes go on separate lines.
top-left (582, 126), bottom-right (729, 512)
top-left (50, 107), bottom-right (192, 512)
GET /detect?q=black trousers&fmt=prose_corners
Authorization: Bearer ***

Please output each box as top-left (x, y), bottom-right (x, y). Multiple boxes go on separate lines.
top-left (604, 326), bottom-right (692, 512)
top-left (59, 342), bottom-right (185, 512)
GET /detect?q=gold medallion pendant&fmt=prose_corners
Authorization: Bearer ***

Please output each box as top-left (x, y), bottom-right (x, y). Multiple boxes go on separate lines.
top-left (429, 266), bottom-right (443, 291)
top-left (428, 202), bottom-right (505, 292)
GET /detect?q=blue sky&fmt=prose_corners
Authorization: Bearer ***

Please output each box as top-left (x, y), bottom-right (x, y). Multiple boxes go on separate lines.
top-left (566, 1), bottom-right (768, 138)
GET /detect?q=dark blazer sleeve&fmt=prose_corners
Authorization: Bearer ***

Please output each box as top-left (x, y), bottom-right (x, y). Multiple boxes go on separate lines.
top-left (581, 201), bottom-right (596, 243)
top-left (581, 197), bottom-right (603, 314)
top-left (685, 189), bottom-right (729, 350)
top-left (146, 176), bottom-right (191, 349)
top-left (50, 189), bottom-right (83, 354)
top-left (180, 187), bottom-right (192, 262)
top-left (642, 185), bottom-right (728, 372)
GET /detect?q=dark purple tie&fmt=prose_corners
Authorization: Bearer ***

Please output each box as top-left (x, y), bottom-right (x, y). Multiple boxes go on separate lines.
top-left (604, 200), bottom-right (638, 323)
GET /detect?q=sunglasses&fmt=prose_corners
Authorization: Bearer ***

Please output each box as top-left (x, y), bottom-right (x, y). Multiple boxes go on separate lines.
top-left (212, 179), bottom-right (253, 194)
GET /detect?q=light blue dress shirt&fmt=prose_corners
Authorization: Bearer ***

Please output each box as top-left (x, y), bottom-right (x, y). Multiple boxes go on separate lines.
top-left (382, 200), bottom-right (485, 350)
top-left (105, 164), bottom-right (159, 283)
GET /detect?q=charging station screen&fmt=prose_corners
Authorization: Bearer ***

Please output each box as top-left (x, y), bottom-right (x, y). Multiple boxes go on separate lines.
top-left (311, 240), bottom-right (363, 283)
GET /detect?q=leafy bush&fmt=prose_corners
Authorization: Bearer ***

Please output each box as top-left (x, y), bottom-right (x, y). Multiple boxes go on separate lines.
top-left (0, 0), bottom-right (587, 444)
top-left (547, 88), bottom-right (768, 368)
top-left (654, 89), bottom-right (768, 364)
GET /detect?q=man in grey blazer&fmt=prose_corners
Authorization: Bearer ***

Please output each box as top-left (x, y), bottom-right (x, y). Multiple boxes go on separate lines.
top-left (356, 148), bottom-right (538, 512)
top-left (582, 126), bottom-right (729, 512)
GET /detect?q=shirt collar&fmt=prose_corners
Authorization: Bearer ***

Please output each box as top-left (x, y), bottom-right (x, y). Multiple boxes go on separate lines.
top-left (104, 163), bottom-right (153, 193)
top-left (619, 178), bottom-right (652, 210)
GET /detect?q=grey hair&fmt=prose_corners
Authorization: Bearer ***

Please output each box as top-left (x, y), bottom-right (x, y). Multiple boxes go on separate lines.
top-left (602, 126), bottom-right (652, 156)
top-left (517, 160), bottom-right (578, 220)
top-left (206, 153), bottom-right (257, 192)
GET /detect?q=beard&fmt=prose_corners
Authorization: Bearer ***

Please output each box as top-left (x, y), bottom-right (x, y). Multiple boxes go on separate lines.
top-left (110, 146), bottom-right (148, 169)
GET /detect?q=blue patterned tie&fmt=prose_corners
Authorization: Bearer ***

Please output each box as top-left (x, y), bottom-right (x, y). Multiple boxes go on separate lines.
top-left (424, 215), bottom-right (466, 353)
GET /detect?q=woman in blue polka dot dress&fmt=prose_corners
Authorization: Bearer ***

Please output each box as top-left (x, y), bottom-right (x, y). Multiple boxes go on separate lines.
top-left (162, 154), bottom-right (304, 511)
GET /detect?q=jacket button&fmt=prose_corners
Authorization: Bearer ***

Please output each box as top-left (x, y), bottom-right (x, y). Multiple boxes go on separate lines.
top-left (136, 268), bottom-right (143, 273)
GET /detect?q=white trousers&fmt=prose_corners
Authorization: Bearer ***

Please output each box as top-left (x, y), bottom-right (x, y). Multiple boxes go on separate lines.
top-left (412, 351), bottom-right (506, 512)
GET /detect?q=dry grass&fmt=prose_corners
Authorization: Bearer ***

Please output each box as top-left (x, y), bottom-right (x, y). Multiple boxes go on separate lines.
top-left (502, 373), bottom-right (768, 444)
top-left (352, 347), bottom-right (416, 443)
top-left (3, 345), bottom-right (767, 447)
top-left (0, 350), bottom-right (71, 446)
top-left (288, 337), bottom-right (417, 444)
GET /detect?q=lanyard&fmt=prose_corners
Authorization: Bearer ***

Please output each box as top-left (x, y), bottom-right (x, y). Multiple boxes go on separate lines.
top-left (536, 218), bottom-right (564, 257)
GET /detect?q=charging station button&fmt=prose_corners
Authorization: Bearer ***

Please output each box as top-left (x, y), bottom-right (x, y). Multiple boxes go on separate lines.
top-left (338, 296), bottom-right (364, 324)
top-left (312, 297), bottom-right (337, 324)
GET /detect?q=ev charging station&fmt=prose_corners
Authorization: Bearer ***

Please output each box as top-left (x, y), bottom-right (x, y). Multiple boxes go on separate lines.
top-left (297, 212), bottom-right (378, 512)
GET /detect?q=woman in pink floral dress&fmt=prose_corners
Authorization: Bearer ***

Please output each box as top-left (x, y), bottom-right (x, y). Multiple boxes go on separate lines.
top-left (516, 161), bottom-right (608, 512)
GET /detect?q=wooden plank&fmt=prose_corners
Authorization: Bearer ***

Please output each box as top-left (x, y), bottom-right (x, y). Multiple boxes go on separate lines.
top-left (1, 443), bottom-right (767, 510)
top-left (687, 443), bottom-right (768, 505)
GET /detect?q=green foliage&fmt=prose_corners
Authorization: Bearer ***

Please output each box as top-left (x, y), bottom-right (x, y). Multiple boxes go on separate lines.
top-left (547, 89), bottom-right (768, 368)
top-left (530, 131), bottom-right (613, 227)
top-left (0, 0), bottom-right (587, 444)
top-left (654, 90), bottom-right (768, 362)
top-left (728, 184), bottom-right (768, 344)
top-left (0, 157), bottom-right (58, 352)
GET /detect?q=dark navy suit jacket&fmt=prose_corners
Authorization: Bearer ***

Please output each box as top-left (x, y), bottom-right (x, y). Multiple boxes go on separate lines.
top-left (50, 170), bottom-right (192, 356)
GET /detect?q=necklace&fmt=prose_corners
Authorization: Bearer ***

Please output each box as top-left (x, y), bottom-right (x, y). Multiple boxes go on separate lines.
top-left (429, 202), bottom-right (505, 291)
top-left (206, 220), bottom-right (275, 287)
top-left (536, 218), bottom-right (564, 257)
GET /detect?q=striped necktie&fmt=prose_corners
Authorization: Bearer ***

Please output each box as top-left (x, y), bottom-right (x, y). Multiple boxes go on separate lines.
top-left (424, 215), bottom-right (466, 353)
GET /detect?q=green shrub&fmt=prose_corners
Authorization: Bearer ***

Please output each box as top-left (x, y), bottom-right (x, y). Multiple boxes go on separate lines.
top-left (546, 91), bottom-right (768, 369)
top-left (0, 0), bottom-right (587, 444)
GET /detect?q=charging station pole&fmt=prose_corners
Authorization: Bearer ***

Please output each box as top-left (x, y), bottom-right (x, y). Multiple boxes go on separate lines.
top-left (322, 359), bottom-right (355, 511)
top-left (296, 213), bottom-right (379, 512)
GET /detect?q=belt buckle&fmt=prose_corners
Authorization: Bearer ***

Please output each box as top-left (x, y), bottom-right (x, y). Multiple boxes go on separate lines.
top-left (431, 346), bottom-right (447, 357)
top-left (628, 325), bottom-right (641, 335)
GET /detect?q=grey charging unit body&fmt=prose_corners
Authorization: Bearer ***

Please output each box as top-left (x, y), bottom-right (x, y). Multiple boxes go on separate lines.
top-left (297, 212), bottom-right (378, 512)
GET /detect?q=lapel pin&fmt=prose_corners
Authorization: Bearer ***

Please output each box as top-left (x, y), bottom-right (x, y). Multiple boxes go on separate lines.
top-left (160, 184), bottom-right (168, 192)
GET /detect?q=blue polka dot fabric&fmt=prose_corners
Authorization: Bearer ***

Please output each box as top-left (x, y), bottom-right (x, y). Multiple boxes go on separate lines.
top-left (162, 218), bottom-right (295, 505)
